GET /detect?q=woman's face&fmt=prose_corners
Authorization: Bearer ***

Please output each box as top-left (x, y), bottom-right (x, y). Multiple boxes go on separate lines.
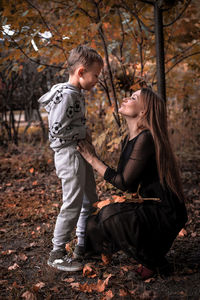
top-left (119, 90), bottom-right (144, 118)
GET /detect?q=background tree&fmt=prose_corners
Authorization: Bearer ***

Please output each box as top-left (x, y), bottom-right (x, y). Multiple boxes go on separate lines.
top-left (0, 0), bottom-right (199, 151)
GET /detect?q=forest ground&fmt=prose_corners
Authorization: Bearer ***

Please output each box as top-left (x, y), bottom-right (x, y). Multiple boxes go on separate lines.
top-left (0, 143), bottom-right (199, 300)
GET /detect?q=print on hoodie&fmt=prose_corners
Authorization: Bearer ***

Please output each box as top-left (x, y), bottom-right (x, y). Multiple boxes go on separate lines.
top-left (38, 83), bottom-right (86, 151)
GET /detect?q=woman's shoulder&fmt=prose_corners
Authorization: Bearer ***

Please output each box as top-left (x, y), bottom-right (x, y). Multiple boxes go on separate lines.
top-left (122, 130), bottom-right (154, 151)
top-left (130, 130), bottom-right (153, 143)
top-left (136, 129), bottom-right (153, 141)
top-left (138, 129), bottom-right (152, 138)
top-left (135, 130), bottom-right (155, 151)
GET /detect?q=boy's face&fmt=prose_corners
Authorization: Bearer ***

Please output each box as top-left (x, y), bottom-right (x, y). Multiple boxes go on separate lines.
top-left (79, 62), bottom-right (102, 91)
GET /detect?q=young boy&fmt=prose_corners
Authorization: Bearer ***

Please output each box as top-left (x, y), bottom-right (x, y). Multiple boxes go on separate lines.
top-left (38, 45), bottom-right (103, 271)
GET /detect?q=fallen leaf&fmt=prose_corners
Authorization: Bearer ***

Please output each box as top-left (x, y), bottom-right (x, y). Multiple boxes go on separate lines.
top-left (144, 277), bottom-right (155, 283)
top-left (121, 266), bottom-right (129, 272)
top-left (22, 291), bottom-right (37, 300)
top-left (191, 232), bottom-right (197, 237)
top-left (101, 253), bottom-right (112, 265)
top-left (94, 199), bottom-right (111, 209)
top-left (71, 274), bottom-right (112, 293)
top-left (32, 181), bottom-right (38, 186)
top-left (18, 253), bottom-right (28, 261)
top-left (102, 289), bottom-right (114, 299)
top-left (1, 249), bottom-right (16, 255)
top-left (178, 228), bottom-right (187, 237)
top-left (12, 281), bottom-right (24, 289)
top-left (119, 289), bottom-right (128, 297)
top-left (0, 280), bottom-right (8, 285)
top-left (35, 282), bottom-right (45, 289)
top-left (19, 186), bottom-right (25, 192)
top-left (70, 282), bottom-right (80, 289)
top-left (50, 286), bottom-right (59, 293)
top-left (29, 167), bottom-right (34, 173)
top-left (62, 277), bottom-right (74, 283)
top-left (65, 243), bottom-right (71, 252)
top-left (112, 195), bottom-right (126, 203)
top-left (8, 263), bottom-right (20, 270)
top-left (71, 282), bottom-right (93, 293)
top-left (95, 274), bottom-right (112, 293)
top-left (83, 263), bottom-right (97, 278)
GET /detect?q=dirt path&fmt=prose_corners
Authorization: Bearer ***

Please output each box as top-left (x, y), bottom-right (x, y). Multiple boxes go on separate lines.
top-left (0, 145), bottom-right (199, 299)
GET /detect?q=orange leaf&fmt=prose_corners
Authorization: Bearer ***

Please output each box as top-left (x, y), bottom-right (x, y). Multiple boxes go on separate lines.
top-left (1, 249), bottom-right (16, 255)
top-left (119, 289), bottom-right (128, 297)
top-left (34, 282), bottom-right (45, 289)
top-left (71, 274), bottom-right (112, 293)
top-left (94, 199), bottom-right (111, 209)
top-left (95, 274), bottom-right (112, 293)
top-left (83, 263), bottom-right (97, 278)
top-left (62, 277), bottom-right (74, 283)
top-left (101, 253), bottom-right (112, 265)
top-left (178, 228), bottom-right (187, 237)
top-left (18, 253), bottom-right (28, 261)
top-left (32, 181), bottom-right (38, 186)
top-left (8, 263), bottom-right (19, 270)
top-left (121, 266), bottom-right (129, 272)
top-left (65, 243), bottom-right (71, 252)
top-left (112, 195), bottom-right (126, 203)
top-left (29, 167), bottom-right (34, 174)
top-left (22, 291), bottom-right (37, 300)
top-left (102, 289), bottom-right (114, 299)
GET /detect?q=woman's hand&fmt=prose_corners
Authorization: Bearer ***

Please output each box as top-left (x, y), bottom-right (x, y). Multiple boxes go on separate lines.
top-left (77, 140), bottom-right (96, 164)
top-left (77, 139), bottom-right (107, 177)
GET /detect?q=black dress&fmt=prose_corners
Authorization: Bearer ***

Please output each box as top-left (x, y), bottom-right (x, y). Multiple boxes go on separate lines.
top-left (85, 130), bottom-right (188, 270)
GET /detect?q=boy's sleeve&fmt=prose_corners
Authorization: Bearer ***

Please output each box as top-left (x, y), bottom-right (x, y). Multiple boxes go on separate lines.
top-left (48, 90), bottom-right (86, 142)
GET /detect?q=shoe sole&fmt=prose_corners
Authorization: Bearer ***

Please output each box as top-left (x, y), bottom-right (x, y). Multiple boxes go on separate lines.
top-left (47, 260), bottom-right (83, 272)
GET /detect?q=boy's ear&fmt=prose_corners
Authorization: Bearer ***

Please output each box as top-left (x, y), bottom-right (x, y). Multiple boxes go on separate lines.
top-left (77, 67), bottom-right (85, 77)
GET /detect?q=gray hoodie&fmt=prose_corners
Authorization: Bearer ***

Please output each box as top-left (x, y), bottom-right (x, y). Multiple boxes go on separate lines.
top-left (38, 82), bottom-right (86, 151)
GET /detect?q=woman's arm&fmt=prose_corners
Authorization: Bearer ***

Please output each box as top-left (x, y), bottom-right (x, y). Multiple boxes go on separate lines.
top-left (78, 131), bottom-right (155, 191)
top-left (77, 140), bottom-right (107, 177)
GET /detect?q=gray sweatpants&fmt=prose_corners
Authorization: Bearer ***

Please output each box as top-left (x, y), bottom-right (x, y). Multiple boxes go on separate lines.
top-left (52, 145), bottom-right (98, 251)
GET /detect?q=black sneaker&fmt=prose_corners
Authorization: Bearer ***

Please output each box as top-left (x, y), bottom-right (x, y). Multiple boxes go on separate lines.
top-left (47, 249), bottom-right (83, 271)
top-left (73, 245), bottom-right (85, 260)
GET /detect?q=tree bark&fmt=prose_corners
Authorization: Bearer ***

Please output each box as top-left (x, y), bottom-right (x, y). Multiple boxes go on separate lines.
top-left (154, 2), bottom-right (166, 102)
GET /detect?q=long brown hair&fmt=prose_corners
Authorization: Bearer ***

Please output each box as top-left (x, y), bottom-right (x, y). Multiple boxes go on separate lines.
top-left (139, 87), bottom-right (184, 201)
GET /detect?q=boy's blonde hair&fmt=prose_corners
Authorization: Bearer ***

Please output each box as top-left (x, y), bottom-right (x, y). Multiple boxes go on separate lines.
top-left (67, 44), bottom-right (104, 74)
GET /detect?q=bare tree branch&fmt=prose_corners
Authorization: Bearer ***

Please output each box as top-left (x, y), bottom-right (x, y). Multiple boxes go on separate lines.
top-left (24, 0), bottom-right (52, 33)
top-left (80, 0), bottom-right (121, 127)
top-left (3, 31), bottom-right (64, 69)
top-left (121, 2), bottom-right (154, 33)
top-left (24, 0), bottom-right (67, 60)
top-left (163, 0), bottom-right (192, 27)
top-left (165, 42), bottom-right (200, 64)
top-left (165, 51), bottom-right (200, 75)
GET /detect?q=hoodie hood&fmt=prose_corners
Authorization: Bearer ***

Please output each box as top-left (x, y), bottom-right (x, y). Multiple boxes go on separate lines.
top-left (38, 82), bottom-right (81, 113)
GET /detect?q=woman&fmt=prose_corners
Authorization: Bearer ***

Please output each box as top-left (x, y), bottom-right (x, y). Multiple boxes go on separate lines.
top-left (77, 88), bottom-right (187, 279)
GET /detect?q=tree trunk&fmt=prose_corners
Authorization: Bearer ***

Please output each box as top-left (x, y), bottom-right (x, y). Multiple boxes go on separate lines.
top-left (154, 2), bottom-right (166, 102)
